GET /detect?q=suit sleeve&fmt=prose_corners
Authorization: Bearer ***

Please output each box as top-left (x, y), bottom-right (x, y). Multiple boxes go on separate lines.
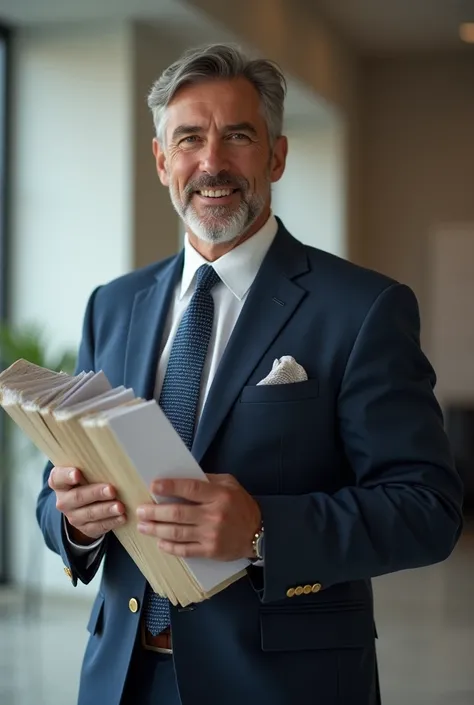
top-left (254, 283), bottom-right (463, 603)
top-left (35, 286), bottom-right (107, 587)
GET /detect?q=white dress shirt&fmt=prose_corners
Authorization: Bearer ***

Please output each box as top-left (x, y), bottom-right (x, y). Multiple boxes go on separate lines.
top-left (154, 213), bottom-right (278, 414)
top-left (67, 213), bottom-right (278, 563)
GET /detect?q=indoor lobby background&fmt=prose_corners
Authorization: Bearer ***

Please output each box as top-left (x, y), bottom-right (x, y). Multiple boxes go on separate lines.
top-left (0, 1), bottom-right (473, 704)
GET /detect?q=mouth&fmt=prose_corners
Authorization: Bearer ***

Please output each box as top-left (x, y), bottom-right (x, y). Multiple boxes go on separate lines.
top-left (194, 187), bottom-right (240, 204)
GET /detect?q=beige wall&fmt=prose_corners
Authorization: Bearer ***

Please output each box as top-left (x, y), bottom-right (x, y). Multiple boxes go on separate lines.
top-left (274, 119), bottom-right (346, 257)
top-left (189, 0), bottom-right (358, 114)
top-left (430, 224), bottom-right (474, 403)
top-left (130, 23), bottom-right (183, 269)
top-left (359, 54), bottom-right (474, 350)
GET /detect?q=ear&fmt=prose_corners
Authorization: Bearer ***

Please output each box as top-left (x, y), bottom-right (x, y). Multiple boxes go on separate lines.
top-left (153, 138), bottom-right (169, 187)
top-left (270, 135), bottom-right (288, 184)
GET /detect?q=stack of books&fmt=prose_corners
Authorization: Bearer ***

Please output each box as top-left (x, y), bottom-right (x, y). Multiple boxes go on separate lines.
top-left (0, 359), bottom-right (248, 606)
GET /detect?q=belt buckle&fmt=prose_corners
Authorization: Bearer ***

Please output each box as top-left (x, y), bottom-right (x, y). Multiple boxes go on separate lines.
top-left (141, 622), bottom-right (173, 655)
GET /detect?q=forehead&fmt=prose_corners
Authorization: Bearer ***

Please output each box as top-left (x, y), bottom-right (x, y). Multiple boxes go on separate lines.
top-left (165, 77), bottom-right (265, 134)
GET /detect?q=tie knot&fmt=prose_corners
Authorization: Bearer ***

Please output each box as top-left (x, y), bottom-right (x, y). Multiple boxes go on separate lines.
top-left (195, 264), bottom-right (220, 293)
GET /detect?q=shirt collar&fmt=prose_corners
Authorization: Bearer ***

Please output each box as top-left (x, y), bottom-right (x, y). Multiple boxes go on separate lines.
top-left (180, 214), bottom-right (278, 301)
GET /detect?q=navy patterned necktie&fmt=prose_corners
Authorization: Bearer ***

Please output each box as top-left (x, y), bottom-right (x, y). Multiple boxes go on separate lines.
top-left (144, 264), bottom-right (221, 636)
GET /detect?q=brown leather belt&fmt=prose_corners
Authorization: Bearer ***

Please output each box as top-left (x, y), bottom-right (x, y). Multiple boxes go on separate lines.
top-left (141, 622), bottom-right (173, 654)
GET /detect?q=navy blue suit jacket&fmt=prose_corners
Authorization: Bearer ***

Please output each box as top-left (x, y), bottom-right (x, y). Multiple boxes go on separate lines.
top-left (36, 219), bottom-right (463, 705)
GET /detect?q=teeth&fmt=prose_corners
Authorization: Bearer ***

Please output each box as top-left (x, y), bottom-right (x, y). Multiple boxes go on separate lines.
top-left (200, 189), bottom-right (233, 198)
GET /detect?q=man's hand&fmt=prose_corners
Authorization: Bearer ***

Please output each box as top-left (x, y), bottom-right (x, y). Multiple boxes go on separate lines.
top-left (48, 466), bottom-right (127, 544)
top-left (136, 474), bottom-right (261, 561)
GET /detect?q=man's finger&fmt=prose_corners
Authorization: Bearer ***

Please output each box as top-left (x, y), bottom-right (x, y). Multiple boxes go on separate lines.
top-left (205, 473), bottom-right (236, 485)
top-left (79, 514), bottom-right (127, 539)
top-left (157, 540), bottom-right (208, 558)
top-left (48, 466), bottom-right (85, 491)
top-left (68, 500), bottom-right (126, 527)
top-left (151, 478), bottom-right (215, 503)
top-left (55, 483), bottom-right (117, 512)
top-left (136, 501), bottom-right (201, 525)
top-left (137, 521), bottom-right (199, 543)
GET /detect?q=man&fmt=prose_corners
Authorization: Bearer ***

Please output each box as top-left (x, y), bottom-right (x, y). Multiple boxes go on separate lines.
top-left (37, 43), bottom-right (463, 705)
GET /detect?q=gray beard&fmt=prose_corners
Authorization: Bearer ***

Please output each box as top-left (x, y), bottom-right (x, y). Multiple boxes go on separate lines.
top-left (169, 188), bottom-right (267, 245)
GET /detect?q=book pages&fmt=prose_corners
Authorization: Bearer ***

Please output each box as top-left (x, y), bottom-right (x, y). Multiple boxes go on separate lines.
top-left (0, 358), bottom-right (248, 605)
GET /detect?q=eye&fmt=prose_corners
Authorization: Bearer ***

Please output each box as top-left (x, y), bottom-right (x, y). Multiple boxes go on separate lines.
top-left (179, 135), bottom-right (201, 148)
top-left (228, 133), bottom-right (252, 142)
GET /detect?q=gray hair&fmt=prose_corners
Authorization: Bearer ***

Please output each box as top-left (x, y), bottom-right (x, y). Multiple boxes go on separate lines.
top-left (148, 43), bottom-right (287, 147)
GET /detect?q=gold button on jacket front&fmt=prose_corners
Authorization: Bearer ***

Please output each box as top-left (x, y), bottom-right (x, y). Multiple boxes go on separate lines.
top-left (129, 598), bottom-right (139, 613)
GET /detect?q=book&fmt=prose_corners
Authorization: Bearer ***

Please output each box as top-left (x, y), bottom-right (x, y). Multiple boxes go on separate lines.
top-left (0, 359), bottom-right (248, 606)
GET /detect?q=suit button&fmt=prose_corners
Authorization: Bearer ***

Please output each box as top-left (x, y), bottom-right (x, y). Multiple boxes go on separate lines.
top-left (286, 588), bottom-right (296, 598)
top-left (294, 586), bottom-right (304, 596)
top-left (64, 566), bottom-right (72, 580)
top-left (129, 598), bottom-right (140, 613)
top-left (303, 585), bottom-right (312, 595)
top-left (312, 583), bottom-right (322, 593)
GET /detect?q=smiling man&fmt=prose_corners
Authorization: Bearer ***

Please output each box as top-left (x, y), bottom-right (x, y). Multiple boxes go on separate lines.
top-left (155, 73), bottom-right (286, 258)
top-left (37, 44), bottom-right (463, 705)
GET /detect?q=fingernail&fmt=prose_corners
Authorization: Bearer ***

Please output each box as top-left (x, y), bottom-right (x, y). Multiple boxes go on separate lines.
top-left (137, 523), bottom-right (148, 533)
top-left (116, 515), bottom-right (126, 524)
top-left (111, 503), bottom-right (121, 515)
top-left (69, 470), bottom-right (76, 480)
top-left (136, 508), bottom-right (146, 519)
top-left (103, 486), bottom-right (113, 498)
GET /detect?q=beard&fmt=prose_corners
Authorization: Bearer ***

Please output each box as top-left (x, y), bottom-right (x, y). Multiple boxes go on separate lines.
top-left (169, 171), bottom-right (268, 245)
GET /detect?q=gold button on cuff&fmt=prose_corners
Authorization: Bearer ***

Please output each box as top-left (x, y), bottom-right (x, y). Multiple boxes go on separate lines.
top-left (295, 586), bottom-right (304, 596)
top-left (286, 588), bottom-right (296, 598)
top-left (303, 585), bottom-right (312, 595)
top-left (311, 583), bottom-right (322, 593)
top-left (129, 598), bottom-right (139, 613)
top-left (64, 566), bottom-right (72, 579)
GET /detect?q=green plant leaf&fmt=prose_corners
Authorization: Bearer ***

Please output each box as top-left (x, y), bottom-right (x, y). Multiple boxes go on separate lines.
top-left (0, 322), bottom-right (77, 374)
top-left (0, 322), bottom-right (47, 368)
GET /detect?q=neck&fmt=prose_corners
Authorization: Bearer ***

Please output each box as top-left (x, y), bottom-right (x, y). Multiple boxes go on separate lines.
top-left (186, 206), bottom-right (272, 262)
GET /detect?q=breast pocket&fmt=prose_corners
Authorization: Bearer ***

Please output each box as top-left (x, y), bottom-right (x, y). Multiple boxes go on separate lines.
top-left (224, 378), bottom-right (326, 495)
top-left (240, 378), bottom-right (319, 404)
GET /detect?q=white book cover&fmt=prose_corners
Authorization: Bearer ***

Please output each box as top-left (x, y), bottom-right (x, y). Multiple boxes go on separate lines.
top-left (98, 400), bottom-right (249, 592)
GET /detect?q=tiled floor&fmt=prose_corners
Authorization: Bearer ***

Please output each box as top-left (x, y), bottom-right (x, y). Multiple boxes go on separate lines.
top-left (0, 590), bottom-right (90, 705)
top-left (1, 529), bottom-right (473, 705)
top-left (375, 528), bottom-right (474, 705)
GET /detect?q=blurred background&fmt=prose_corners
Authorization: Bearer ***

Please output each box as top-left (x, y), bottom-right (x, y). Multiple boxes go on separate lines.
top-left (0, 1), bottom-right (473, 703)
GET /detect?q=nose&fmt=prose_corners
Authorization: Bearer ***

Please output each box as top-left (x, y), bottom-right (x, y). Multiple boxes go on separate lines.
top-left (199, 138), bottom-right (230, 176)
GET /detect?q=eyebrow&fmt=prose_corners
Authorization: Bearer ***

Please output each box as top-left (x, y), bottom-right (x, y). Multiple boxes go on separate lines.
top-left (171, 122), bottom-right (258, 142)
top-left (171, 125), bottom-right (203, 142)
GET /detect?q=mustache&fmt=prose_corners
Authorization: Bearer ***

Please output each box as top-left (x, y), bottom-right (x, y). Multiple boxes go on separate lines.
top-left (183, 172), bottom-right (249, 202)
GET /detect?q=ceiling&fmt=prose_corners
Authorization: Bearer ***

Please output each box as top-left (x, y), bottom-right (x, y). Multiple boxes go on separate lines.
top-left (0, 0), bottom-right (332, 123)
top-left (313, 0), bottom-right (474, 55)
top-left (0, 0), bottom-right (193, 27)
top-left (1, 0), bottom-right (473, 55)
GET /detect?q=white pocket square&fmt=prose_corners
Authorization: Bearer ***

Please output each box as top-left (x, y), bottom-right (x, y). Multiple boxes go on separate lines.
top-left (257, 356), bottom-right (308, 386)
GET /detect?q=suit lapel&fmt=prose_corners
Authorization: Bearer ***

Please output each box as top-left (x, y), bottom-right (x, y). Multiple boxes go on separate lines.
top-left (192, 225), bottom-right (309, 463)
top-left (124, 252), bottom-right (184, 399)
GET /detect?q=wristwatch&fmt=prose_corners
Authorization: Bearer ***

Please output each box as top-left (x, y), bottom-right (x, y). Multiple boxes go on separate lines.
top-left (251, 523), bottom-right (265, 561)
